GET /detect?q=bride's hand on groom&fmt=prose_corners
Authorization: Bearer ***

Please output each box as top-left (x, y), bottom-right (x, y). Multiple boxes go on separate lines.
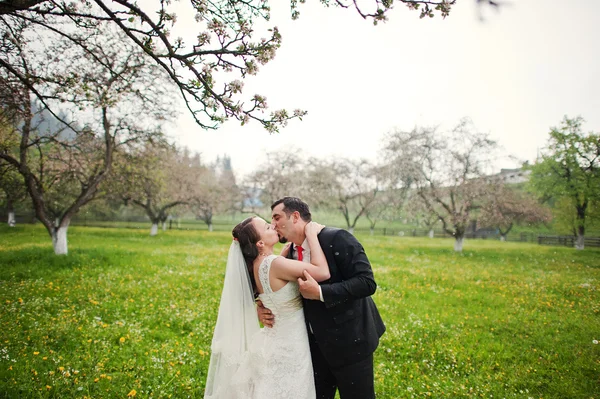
top-left (256, 299), bottom-right (275, 328)
top-left (305, 222), bottom-right (324, 236)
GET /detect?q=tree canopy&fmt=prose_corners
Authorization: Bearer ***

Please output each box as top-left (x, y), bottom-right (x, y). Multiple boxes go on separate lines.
top-left (0, 0), bottom-right (476, 133)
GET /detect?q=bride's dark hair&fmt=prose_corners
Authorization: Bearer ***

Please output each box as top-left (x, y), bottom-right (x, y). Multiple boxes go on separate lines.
top-left (232, 217), bottom-right (260, 293)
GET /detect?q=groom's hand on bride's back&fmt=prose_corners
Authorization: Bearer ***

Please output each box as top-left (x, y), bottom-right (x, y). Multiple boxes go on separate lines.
top-left (256, 300), bottom-right (275, 328)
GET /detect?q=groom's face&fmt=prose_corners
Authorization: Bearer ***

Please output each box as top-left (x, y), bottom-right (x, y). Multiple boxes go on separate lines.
top-left (271, 203), bottom-right (293, 244)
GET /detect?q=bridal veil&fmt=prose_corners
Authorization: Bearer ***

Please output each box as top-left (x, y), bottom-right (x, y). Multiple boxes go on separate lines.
top-left (204, 241), bottom-right (260, 399)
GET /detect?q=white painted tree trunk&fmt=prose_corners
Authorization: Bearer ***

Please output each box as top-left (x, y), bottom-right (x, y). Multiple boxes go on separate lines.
top-left (162, 221), bottom-right (167, 231)
top-left (370, 228), bottom-right (374, 236)
top-left (454, 236), bottom-right (464, 252)
top-left (8, 212), bottom-right (16, 227)
top-left (150, 223), bottom-right (158, 236)
top-left (500, 235), bottom-right (507, 242)
top-left (428, 229), bottom-right (434, 239)
top-left (52, 226), bottom-right (69, 255)
top-left (208, 223), bottom-right (213, 232)
top-left (348, 227), bottom-right (354, 234)
top-left (575, 234), bottom-right (585, 250)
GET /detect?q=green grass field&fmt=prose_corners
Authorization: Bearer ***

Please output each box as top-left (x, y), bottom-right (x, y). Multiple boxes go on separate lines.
top-left (0, 225), bottom-right (599, 398)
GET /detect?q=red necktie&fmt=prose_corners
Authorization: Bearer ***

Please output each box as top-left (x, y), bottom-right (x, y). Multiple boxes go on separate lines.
top-left (297, 246), bottom-right (303, 261)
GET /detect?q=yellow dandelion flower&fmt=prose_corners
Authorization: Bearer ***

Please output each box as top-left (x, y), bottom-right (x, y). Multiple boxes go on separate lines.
top-left (127, 389), bottom-right (137, 397)
top-left (18, 298), bottom-right (23, 304)
top-left (33, 352), bottom-right (39, 355)
top-left (119, 337), bottom-right (126, 344)
top-left (46, 385), bottom-right (52, 390)
top-left (58, 367), bottom-right (65, 372)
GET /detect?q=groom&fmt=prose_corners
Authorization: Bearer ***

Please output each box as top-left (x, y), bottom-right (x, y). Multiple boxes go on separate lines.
top-left (260, 196), bottom-right (386, 399)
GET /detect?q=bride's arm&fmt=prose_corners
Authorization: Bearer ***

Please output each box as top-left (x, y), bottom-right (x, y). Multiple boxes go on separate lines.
top-left (271, 222), bottom-right (330, 282)
top-left (305, 221), bottom-right (327, 272)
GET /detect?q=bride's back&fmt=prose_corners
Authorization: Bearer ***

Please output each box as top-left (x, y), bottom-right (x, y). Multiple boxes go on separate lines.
top-left (255, 255), bottom-right (303, 321)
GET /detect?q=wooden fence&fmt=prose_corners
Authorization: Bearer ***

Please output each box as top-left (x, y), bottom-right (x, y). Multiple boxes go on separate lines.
top-left (537, 235), bottom-right (600, 248)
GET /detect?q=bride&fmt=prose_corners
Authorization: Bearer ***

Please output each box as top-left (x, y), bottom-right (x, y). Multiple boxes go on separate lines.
top-left (204, 216), bottom-right (329, 399)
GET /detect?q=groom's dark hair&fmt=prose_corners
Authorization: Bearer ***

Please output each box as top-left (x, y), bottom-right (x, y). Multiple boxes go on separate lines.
top-left (271, 197), bottom-right (312, 222)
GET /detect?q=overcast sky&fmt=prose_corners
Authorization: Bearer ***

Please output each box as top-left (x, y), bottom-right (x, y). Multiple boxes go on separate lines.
top-left (165, 0), bottom-right (600, 178)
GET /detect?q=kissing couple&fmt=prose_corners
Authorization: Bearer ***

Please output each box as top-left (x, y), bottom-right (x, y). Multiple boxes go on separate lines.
top-left (204, 197), bottom-right (386, 399)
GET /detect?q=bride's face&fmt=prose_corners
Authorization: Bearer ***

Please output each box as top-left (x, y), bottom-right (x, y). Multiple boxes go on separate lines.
top-left (252, 217), bottom-right (279, 246)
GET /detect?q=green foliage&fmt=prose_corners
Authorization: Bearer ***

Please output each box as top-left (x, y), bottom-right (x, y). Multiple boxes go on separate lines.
top-left (1, 225), bottom-right (599, 398)
top-left (528, 116), bottom-right (600, 237)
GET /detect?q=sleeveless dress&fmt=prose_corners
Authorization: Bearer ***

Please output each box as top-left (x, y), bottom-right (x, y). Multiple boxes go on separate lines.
top-left (228, 255), bottom-right (315, 398)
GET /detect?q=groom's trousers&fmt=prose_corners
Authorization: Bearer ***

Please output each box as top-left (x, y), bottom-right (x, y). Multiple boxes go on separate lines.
top-left (309, 333), bottom-right (375, 399)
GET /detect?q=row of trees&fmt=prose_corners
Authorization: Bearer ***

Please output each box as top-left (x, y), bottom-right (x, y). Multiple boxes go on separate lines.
top-left (2, 107), bottom-right (598, 253)
top-left (242, 116), bottom-right (599, 251)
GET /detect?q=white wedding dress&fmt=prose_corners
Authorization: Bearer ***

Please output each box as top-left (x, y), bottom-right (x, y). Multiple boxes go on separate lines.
top-left (227, 254), bottom-right (316, 398)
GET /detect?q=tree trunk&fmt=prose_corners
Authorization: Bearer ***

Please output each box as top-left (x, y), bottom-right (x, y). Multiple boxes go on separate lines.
top-left (428, 229), bottom-right (434, 239)
top-left (370, 228), bottom-right (374, 236)
top-left (208, 223), bottom-right (213, 232)
top-left (575, 203), bottom-right (586, 250)
top-left (500, 234), bottom-right (506, 242)
top-left (51, 225), bottom-right (69, 255)
top-left (454, 236), bottom-right (464, 252)
top-left (8, 211), bottom-right (16, 227)
top-left (348, 227), bottom-right (354, 234)
top-left (6, 197), bottom-right (15, 226)
top-left (150, 223), bottom-right (158, 236)
top-left (162, 221), bottom-right (167, 231)
top-left (575, 225), bottom-right (585, 250)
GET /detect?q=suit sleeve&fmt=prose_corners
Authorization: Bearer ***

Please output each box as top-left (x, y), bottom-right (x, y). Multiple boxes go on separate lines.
top-left (320, 230), bottom-right (377, 308)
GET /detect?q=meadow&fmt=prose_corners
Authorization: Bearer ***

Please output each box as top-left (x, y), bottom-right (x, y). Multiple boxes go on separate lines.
top-left (0, 225), bottom-right (599, 398)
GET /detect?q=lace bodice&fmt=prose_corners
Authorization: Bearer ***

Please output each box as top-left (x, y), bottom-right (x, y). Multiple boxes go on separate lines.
top-left (257, 255), bottom-right (303, 322)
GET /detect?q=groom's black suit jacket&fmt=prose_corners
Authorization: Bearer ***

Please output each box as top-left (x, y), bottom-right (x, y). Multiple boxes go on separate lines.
top-left (289, 227), bottom-right (386, 369)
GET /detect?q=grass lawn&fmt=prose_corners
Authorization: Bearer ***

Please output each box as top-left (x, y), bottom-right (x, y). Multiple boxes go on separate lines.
top-left (0, 225), bottom-right (599, 398)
